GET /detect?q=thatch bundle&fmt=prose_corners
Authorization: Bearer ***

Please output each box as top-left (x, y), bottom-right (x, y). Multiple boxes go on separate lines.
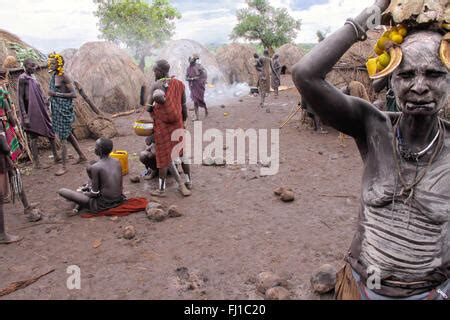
top-left (153, 39), bottom-right (225, 84)
top-left (66, 41), bottom-right (147, 114)
top-left (276, 44), bottom-right (305, 74)
top-left (215, 43), bottom-right (259, 86)
top-left (0, 30), bottom-right (117, 141)
top-left (326, 30), bottom-right (382, 101)
top-left (61, 48), bottom-right (78, 65)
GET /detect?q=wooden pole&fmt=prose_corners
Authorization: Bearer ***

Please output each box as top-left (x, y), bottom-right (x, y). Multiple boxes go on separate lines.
top-left (74, 81), bottom-right (103, 116)
top-left (280, 104), bottom-right (302, 129)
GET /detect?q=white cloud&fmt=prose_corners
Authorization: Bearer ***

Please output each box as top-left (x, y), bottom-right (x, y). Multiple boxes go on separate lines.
top-left (0, 0), bottom-right (375, 53)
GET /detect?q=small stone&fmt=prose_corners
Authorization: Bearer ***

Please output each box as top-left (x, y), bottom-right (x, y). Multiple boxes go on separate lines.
top-left (130, 176), bottom-right (141, 184)
top-left (123, 226), bottom-right (136, 240)
top-left (146, 202), bottom-right (164, 212)
top-left (168, 205), bottom-right (183, 218)
top-left (310, 264), bottom-right (337, 294)
top-left (265, 287), bottom-right (290, 300)
top-left (203, 157), bottom-right (215, 166)
top-left (220, 105), bottom-right (226, 108)
top-left (146, 208), bottom-right (167, 222)
top-left (256, 272), bottom-right (282, 294)
top-left (330, 154), bottom-right (339, 160)
top-left (281, 190), bottom-right (295, 202)
top-left (274, 187), bottom-right (285, 196)
top-left (214, 158), bottom-right (226, 166)
top-left (239, 99), bottom-right (243, 102)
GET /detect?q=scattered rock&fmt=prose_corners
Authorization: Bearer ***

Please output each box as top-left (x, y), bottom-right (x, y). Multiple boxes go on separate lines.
top-left (27, 208), bottom-right (43, 222)
top-left (265, 287), bottom-right (290, 300)
top-left (220, 104), bottom-right (226, 108)
top-left (203, 157), bottom-right (215, 166)
top-left (130, 176), bottom-right (141, 184)
top-left (168, 205), bottom-right (183, 218)
top-left (273, 187), bottom-right (285, 196)
top-left (93, 239), bottom-right (102, 249)
top-left (214, 158), bottom-right (226, 166)
top-left (123, 226), bottom-right (136, 240)
top-left (146, 202), bottom-right (164, 211)
top-left (239, 99), bottom-right (243, 102)
top-left (281, 190), bottom-right (295, 202)
top-left (310, 264), bottom-right (337, 294)
top-left (256, 272), bottom-right (282, 294)
top-left (146, 208), bottom-right (167, 222)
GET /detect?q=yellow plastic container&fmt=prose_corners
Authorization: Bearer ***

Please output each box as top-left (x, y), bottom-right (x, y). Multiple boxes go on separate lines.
top-left (110, 150), bottom-right (129, 176)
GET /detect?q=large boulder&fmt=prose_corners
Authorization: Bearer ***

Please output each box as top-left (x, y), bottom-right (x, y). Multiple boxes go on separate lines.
top-left (66, 41), bottom-right (147, 114)
top-left (215, 43), bottom-right (259, 86)
top-left (275, 44), bottom-right (304, 74)
top-left (153, 39), bottom-right (225, 85)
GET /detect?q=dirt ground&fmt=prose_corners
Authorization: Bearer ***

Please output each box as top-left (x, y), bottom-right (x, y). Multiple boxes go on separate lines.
top-left (0, 76), bottom-right (363, 300)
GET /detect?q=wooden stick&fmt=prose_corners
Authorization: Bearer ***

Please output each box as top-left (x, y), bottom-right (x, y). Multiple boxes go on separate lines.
top-left (0, 269), bottom-right (55, 297)
top-left (74, 81), bottom-right (103, 115)
top-left (280, 104), bottom-right (302, 129)
top-left (112, 109), bottom-right (137, 119)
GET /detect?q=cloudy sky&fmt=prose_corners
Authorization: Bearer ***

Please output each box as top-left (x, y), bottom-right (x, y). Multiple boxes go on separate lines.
top-left (0, 0), bottom-right (372, 53)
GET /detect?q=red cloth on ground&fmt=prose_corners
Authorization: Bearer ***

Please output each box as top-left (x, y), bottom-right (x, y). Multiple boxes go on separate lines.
top-left (152, 77), bottom-right (185, 169)
top-left (80, 198), bottom-right (148, 218)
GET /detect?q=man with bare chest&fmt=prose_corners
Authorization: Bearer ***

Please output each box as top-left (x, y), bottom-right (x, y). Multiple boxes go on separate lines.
top-left (47, 53), bottom-right (87, 176)
top-left (58, 138), bottom-right (125, 214)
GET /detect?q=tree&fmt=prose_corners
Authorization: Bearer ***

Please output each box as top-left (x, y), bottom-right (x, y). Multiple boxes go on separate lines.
top-left (230, 0), bottom-right (301, 55)
top-left (94, 0), bottom-right (181, 70)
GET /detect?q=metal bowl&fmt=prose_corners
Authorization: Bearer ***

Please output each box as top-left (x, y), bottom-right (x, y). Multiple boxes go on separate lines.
top-left (133, 119), bottom-right (154, 136)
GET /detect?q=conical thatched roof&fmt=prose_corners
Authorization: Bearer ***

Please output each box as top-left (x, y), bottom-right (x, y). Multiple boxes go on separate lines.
top-left (276, 44), bottom-right (305, 74)
top-left (153, 39), bottom-right (225, 84)
top-left (67, 41), bottom-right (147, 114)
top-left (215, 43), bottom-right (258, 86)
top-left (0, 29), bottom-right (46, 67)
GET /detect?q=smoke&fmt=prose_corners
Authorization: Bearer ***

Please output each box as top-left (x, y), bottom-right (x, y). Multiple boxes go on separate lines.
top-left (185, 82), bottom-right (251, 107)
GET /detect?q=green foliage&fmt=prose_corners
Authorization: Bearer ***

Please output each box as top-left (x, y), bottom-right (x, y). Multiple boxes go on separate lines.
top-left (230, 0), bottom-right (301, 53)
top-left (94, 0), bottom-right (181, 69)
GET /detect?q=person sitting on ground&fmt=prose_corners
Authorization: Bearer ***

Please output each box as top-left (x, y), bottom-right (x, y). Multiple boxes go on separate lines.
top-left (140, 135), bottom-right (158, 180)
top-left (58, 138), bottom-right (125, 215)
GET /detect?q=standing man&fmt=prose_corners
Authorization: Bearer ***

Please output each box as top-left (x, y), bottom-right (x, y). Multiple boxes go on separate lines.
top-left (47, 53), bottom-right (87, 176)
top-left (271, 54), bottom-right (282, 97)
top-left (148, 60), bottom-right (191, 197)
top-left (186, 54), bottom-right (208, 121)
top-left (255, 50), bottom-right (271, 109)
top-left (18, 58), bottom-right (60, 169)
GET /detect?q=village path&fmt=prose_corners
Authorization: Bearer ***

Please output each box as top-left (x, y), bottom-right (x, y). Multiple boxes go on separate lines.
top-left (0, 76), bottom-right (363, 300)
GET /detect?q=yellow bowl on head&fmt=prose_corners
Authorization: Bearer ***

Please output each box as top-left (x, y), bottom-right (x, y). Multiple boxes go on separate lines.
top-left (133, 119), bottom-right (154, 136)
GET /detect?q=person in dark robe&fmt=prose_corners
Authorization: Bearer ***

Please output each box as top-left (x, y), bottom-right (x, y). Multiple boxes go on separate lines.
top-left (48, 53), bottom-right (87, 176)
top-left (186, 54), bottom-right (208, 121)
top-left (148, 60), bottom-right (192, 197)
top-left (18, 58), bottom-right (60, 169)
top-left (271, 54), bottom-right (282, 97)
top-left (256, 49), bottom-right (271, 110)
top-left (58, 138), bottom-right (125, 215)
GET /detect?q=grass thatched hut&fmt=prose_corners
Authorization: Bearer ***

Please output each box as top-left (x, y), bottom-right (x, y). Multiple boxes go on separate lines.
top-left (0, 29), bottom-right (117, 141)
top-left (66, 41), bottom-right (147, 114)
top-left (215, 43), bottom-right (259, 86)
top-left (276, 43), bottom-right (305, 75)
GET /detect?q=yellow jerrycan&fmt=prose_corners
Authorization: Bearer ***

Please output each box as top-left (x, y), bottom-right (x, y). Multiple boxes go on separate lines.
top-left (110, 150), bottom-right (129, 176)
